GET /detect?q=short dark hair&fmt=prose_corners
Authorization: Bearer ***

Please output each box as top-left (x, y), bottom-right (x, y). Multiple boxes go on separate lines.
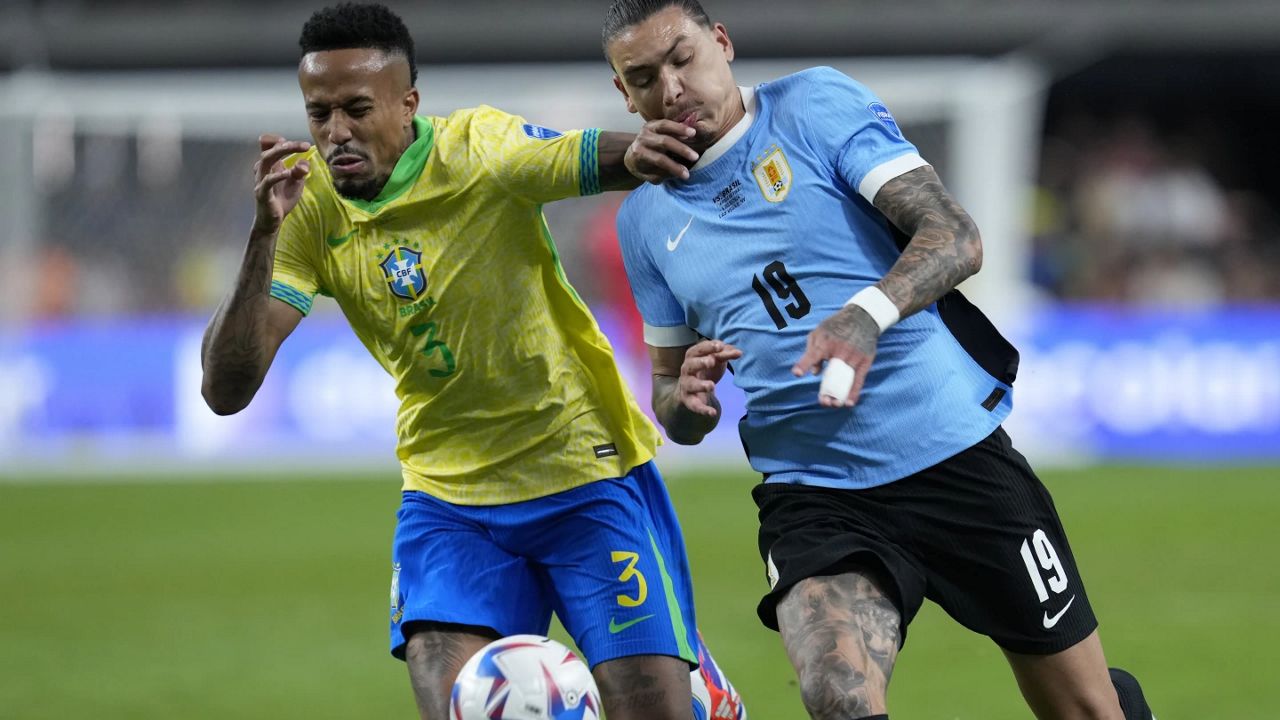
top-left (299, 3), bottom-right (417, 86)
top-left (602, 0), bottom-right (712, 55)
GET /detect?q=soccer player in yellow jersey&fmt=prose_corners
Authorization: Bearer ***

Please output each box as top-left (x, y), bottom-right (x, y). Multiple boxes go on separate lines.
top-left (199, 4), bottom-right (743, 720)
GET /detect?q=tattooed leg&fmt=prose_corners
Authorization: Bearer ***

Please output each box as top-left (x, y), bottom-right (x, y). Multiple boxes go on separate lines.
top-left (776, 572), bottom-right (901, 720)
top-left (403, 622), bottom-right (498, 720)
top-left (593, 654), bottom-right (693, 720)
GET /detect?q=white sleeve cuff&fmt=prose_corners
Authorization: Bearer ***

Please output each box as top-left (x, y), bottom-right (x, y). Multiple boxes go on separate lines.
top-left (643, 323), bottom-right (699, 347)
top-left (858, 153), bottom-right (929, 204)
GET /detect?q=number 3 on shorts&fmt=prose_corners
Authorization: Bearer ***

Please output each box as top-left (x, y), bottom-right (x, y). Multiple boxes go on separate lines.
top-left (611, 551), bottom-right (649, 608)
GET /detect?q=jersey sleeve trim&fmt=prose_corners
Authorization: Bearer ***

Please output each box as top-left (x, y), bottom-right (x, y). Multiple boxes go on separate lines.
top-left (643, 323), bottom-right (699, 347)
top-left (270, 280), bottom-right (315, 317)
top-left (578, 128), bottom-right (602, 196)
top-left (857, 153), bottom-right (929, 204)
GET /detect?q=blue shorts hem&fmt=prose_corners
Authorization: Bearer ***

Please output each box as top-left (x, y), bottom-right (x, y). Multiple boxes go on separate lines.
top-left (580, 638), bottom-right (698, 670)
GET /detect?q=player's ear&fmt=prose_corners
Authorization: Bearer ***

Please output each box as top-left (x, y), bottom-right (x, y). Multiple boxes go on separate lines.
top-left (612, 75), bottom-right (638, 114)
top-left (712, 23), bottom-right (734, 63)
top-left (402, 87), bottom-right (420, 122)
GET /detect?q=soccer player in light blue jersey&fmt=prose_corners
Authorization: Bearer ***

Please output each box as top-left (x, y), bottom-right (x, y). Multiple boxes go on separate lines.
top-left (603, 2), bottom-right (1156, 719)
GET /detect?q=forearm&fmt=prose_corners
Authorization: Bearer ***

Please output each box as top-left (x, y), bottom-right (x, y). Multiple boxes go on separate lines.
top-left (597, 131), bottom-right (643, 191)
top-left (873, 171), bottom-right (983, 318)
top-left (200, 230), bottom-right (278, 415)
top-left (652, 375), bottom-right (720, 445)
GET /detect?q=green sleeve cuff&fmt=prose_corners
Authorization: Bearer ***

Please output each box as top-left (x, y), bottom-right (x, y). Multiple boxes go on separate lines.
top-left (270, 280), bottom-right (315, 316)
top-left (578, 128), bottom-right (602, 196)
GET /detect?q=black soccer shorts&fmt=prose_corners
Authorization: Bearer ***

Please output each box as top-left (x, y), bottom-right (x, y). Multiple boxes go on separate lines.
top-left (754, 426), bottom-right (1098, 655)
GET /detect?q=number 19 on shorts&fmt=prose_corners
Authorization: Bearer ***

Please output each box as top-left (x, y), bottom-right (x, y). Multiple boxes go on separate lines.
top-left (1019, 529), bottom-right (1068, 602)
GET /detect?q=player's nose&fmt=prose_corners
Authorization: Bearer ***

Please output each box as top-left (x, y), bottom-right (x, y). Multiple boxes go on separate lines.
top-left (326, 119), bottom-right (353, 146)
top-left (660, 70), bottom-right (683, 107)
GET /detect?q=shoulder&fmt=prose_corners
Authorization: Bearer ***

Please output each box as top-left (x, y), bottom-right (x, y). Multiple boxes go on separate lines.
top-left (765, 66), bottom-right (877, 108)
top-left (618, 186), bottom-right (669, 240)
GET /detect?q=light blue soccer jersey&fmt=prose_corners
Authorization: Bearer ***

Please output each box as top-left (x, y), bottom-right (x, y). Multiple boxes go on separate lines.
top-left (617, 67), bottom-right (1019, 489)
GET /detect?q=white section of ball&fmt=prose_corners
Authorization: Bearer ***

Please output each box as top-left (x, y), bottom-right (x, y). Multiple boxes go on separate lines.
top-left (818, 358), bottom-right (855, 404)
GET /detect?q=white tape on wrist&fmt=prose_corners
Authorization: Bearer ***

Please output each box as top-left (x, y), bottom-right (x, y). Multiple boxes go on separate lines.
top-left (845, 286), bottom-right (900, 334)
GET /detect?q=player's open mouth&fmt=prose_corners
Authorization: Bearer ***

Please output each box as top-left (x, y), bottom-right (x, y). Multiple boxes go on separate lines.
top-left (329, 155), bottom-right (367, 175)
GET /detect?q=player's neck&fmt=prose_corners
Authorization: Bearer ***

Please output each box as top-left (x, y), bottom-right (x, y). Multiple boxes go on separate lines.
top-left (398, 123), bottom-right (417, 159)
top-left (702, 89), bottom-right (746, 151)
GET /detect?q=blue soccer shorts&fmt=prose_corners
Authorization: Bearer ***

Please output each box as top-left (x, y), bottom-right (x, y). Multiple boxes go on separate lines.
top-left (388, 461), bottom-right (699, 668)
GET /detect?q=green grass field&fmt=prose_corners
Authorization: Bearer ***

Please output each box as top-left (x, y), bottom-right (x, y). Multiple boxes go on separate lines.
top-left (1, 465), bottom-right (1276, 719)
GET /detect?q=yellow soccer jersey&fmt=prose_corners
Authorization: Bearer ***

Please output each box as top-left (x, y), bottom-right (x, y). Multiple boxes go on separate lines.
top-left (270, 108), bottom-right (660, 504)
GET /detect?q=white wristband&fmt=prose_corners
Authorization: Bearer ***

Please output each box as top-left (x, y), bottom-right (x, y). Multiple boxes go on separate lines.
top-left (845, 286), bottom-right (900, 334)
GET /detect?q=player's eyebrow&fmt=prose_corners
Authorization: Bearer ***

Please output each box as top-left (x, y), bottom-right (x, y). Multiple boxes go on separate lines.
top-left (621, 35), bottom-right (689, 80)
top-left (305, 95), bottom-right (376, 111)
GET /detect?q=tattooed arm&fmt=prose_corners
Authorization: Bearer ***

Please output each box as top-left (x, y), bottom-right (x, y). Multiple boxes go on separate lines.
top-left (870, 164), bottom-right (982, 317)
top-left (791, 165), bottom-right (980, 407)
top-left (649, 340), bottom-right (742, 445)
top-left (200, 236), bottom-right (303, 415)
top-left (200, 135), bottom-right (309, 415)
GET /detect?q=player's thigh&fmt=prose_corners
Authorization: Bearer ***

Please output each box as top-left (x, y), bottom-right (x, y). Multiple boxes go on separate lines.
top-left (904, 428), bottom-right (1099, 656)
top-left (752, 480), bottom-right (927, 642)
top-left (775, 571), bottom-right (900, 719)
top-left (593, 653), bottom-right (693, 720)
top-left (521, 462), bottom-right (699, 670)
top-left (1004, 630), bottom-right (1123, 720)
top-left (390, 491), bottom-right (552, 660)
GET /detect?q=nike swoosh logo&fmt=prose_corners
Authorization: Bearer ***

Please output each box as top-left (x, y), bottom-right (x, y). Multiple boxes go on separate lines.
top-left (666, 216), bottom-right (694, 252)
top-left (608, 614), bottom-right (655, 634)
top-left (1042, 595), bottom-right (1076, 629)
top-left (325, 229), bottom-right (357, 247)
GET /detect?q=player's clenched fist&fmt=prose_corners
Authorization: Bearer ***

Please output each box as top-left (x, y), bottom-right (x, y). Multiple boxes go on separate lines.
top-left (677, 340), bottom-right (742, 416)
top-left (252, 134), bottom-right (312, 236)
top-left (624, 119), bottom-right (701, 183)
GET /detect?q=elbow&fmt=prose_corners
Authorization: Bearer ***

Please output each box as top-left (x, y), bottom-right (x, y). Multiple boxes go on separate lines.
top-left (961, 220), bottom-right (983, 279)
top-left (665, 430), bottom-right (705, 446)
top-left (665, 425), bottom-right (706, 443)
top-left (201, 376), bottom-right (250, 416)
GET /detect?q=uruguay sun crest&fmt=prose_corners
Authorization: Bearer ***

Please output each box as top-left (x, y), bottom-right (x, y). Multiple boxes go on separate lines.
top-left (752, 144), bottom-right (792, 203)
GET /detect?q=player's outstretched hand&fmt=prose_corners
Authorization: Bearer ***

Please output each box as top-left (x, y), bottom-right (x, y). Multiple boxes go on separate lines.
top-left (625, 119), bottom-right (701, 184)
top-left (252, 134), bottom-right (311, 236)
top-left (791, 306), bottom-right (880, 408)
top-left (678, 340), bottom-right (742, 416)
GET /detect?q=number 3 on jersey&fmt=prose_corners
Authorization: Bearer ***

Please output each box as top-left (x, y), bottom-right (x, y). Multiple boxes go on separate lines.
top-left (752, 260), bottom-right (810, 329)
top-left (409, 321), bottom-right (456, 377)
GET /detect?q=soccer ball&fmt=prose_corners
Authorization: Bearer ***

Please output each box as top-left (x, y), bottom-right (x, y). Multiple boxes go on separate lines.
top-left (450, 635), bottom-right (601, 720)
top-left (691, 667), bottom-right (713, 720)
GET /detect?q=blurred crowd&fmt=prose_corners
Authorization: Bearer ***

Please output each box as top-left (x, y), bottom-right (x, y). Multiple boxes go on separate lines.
top-left (1030, 114), bottom-right (1280, 304)
top-left (22, 110), bottom-right (1280, 324)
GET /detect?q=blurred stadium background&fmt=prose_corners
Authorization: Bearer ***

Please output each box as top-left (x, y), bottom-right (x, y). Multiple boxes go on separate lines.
top-left (1, 0), bottom-right (1277, 717)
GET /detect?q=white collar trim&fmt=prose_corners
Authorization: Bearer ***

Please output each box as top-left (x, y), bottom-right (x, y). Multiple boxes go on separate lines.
top-left (691, 85), bottom-right (756, 172)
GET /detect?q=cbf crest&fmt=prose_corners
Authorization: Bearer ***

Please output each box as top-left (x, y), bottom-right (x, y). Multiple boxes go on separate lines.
top-left (752, 144), bottom-right (793, 203)
top-left (379, 245), bottom-right (428, 301)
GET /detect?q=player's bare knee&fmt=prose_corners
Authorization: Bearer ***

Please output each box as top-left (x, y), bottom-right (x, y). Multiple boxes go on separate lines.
top-left (796, 662), bottom-right (883, 720)
top-left (593, 655), bottom-right (692, 720)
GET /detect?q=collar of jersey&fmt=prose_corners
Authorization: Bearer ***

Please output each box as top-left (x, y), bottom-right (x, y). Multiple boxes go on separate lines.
top-left (690, 85), bottom-right (757, 173)
top-left (340, 115), bottom-right (434, 214)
